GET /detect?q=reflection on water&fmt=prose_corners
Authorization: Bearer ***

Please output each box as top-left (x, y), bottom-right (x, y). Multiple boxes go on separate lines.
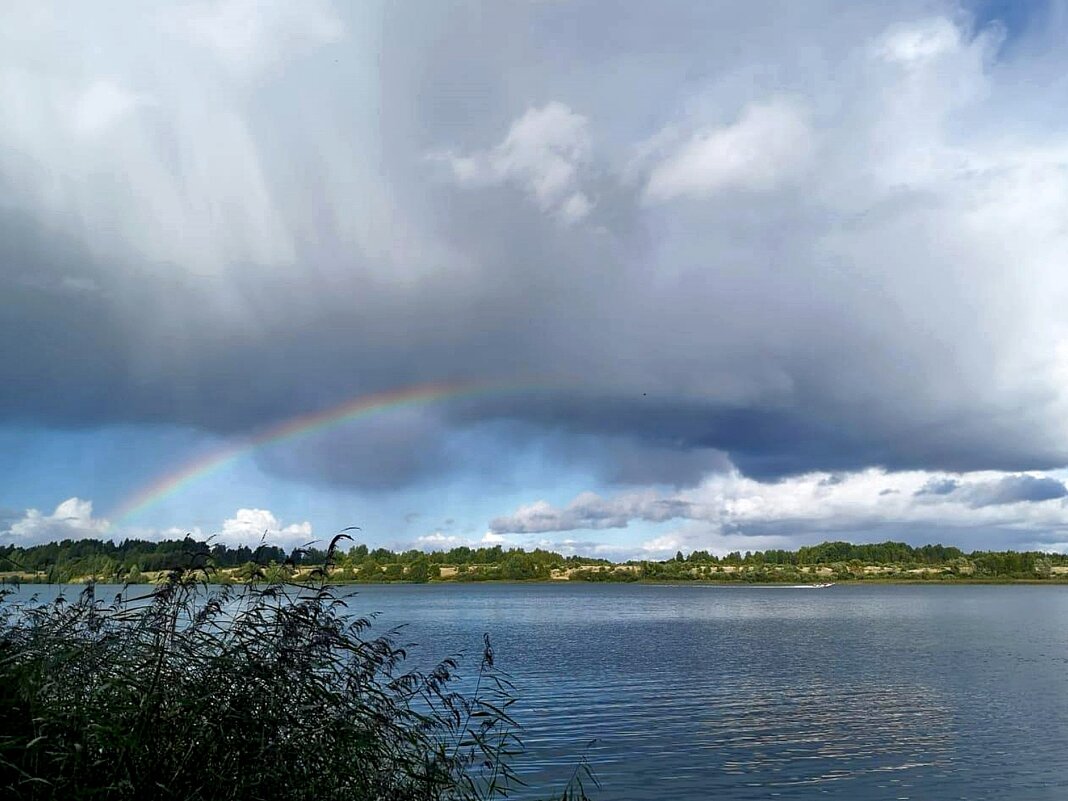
top-left (7, 583), bottom-right (1068, 800)
top-left (518, 676), bottom-right (955, 798)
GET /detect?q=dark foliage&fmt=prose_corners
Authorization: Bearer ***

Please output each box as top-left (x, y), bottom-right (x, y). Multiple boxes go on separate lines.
top-left (3, 536), bottom-right (1065, 586)
top-left (0, 539), bottom-right (609, 584)
top-left (0, 539), bottom-right (594, 800)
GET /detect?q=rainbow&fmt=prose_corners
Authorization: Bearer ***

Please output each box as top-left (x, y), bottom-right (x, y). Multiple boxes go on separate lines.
top-left (111, 378), bottom-right (543, 524)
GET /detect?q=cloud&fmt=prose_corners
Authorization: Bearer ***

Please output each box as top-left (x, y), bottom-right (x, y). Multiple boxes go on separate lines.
top-left (172, 0), bottom-right (345, 75)
top-left (218, 508), bottom-right (312, 548)
top-left (0, 10), bottom-right (297, 275)
top-left (491, 468), bottom-right (1068, 550)
top-left (915, 477), bottom-right (961, 496)
top-left (413, 530), bottom-right (508, 550)
top-left (71, 81), bottom-right (149, 136)
top-left (0, 498), bottom-right (315, 550)
top-left (435, 102), bottom-right (594, 222)
top-left (415, 531), bottom-right (463, 547)
top-left (639, 534), bottom-right (682, 555)
top-left (254, 409), bottom-right (455, 490)
top-left (876, 17), bottom-right (963, 65)
top-left (643, 97), bottom-right (813, 201)
top-left (1, 498), bottom-right (110, 546)
top-left (4, 2), bottom-right (1068, 508)
top-left (959, 475), bottom-right (1068, 508)
top-left (491, 490), bottom-right (693, 534)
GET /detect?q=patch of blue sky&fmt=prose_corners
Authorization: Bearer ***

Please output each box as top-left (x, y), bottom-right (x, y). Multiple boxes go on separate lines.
top-left (0, 424), bottom-right (220, 517)
top-left (966, 0), bottom-right (1047, 49)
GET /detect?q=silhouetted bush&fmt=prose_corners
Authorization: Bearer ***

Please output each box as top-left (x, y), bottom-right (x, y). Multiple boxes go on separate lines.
top-left (0, 539), bottom-right (593, 800)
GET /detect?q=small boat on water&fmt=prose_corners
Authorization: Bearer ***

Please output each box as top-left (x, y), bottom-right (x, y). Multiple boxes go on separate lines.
top-left (791, 582), bottom-right (835, 588)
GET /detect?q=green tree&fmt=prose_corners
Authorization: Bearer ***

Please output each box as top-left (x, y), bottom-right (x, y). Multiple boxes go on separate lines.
top-left (357, 558), bottom-right (381, 582)
top-left (406, 557), bottom-right (431, 583)
top-left (500, 554), bottom-right (534, 580)
top-left (262, 561), bottom-right (291, 583)
top-left (1035, 557), bottom-right (1053, 579)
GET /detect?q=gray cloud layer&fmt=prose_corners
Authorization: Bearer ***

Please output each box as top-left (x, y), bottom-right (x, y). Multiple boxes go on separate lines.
top-left (491, 468), bottom-right (1068, 555)
top-left (3, 1), bottom-right (1068, 491)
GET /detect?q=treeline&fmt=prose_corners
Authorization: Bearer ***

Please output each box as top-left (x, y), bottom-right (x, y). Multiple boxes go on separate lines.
top-left (2, 537), bottom-right (1067, 584)
top-left (0, 538), bottom-right (608, 584)
top-left (640, 540), bottom-right (1068, 582)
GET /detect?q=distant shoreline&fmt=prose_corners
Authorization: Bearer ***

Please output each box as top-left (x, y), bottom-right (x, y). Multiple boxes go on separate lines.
top-left (6, 574), bottom-right (1068, 587)
top-left (6, 538), bottom-right (1066, 586)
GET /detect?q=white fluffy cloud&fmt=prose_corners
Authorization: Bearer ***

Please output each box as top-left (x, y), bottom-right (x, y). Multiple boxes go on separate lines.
top-left (436, 102), bottom-right (594, 222)
top-left (644, 97), bottom-right (813, 201)
top-left (218, 508), bottom-right (313, 547)
top-left (876, 16), bottom-right (963, 65)
top-left (2, 498), bottom-right (111, 545)
top-left (414, 530), bottom-right (509, 549)
top-left (1, 501), bottom-right (311, 549)
top-left (492, 468), bottom-right (1068, 552)
top-left (414, 531), bottom-right (471, 549)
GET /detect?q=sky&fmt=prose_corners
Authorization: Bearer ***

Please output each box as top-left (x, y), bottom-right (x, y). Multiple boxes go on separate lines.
top-left (4, 0), bottom-right (1068, 558)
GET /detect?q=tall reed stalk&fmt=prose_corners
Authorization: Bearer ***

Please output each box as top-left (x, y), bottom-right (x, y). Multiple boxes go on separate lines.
top-left (0, 536), bottom-right (594, 800)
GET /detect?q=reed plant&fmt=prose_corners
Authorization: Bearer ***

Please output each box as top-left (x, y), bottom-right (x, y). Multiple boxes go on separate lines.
top-left (0, 536), bottom-right (594, 800)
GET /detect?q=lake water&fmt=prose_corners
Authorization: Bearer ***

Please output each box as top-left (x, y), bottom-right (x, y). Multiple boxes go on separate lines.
top-left (7, 582), bottom-right (1068, 800)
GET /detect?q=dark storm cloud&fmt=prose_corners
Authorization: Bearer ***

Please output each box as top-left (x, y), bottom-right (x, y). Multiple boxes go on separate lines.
top-left (915, 478), bottom-right (961, 496)
top-left (0, 213), bottom-right (131, 425)
top-left (3, 0), bottom-right (1068, 493)
top-left (491, 492), bottom-right (695, 535)
top-left (255, 416), bottom-right (452, 491)
top-left (961, 475), bottom-right (1068, 508)
top-left (590, 441), bottom-right (732, 488)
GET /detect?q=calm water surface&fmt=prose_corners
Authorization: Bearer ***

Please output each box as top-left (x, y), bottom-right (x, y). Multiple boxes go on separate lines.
top-left (10, 583), bottom-right (1068, 800)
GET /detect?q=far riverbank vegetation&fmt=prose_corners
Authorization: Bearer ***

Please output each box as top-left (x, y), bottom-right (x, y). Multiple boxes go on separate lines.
top-left (3, 538), bottom-right (1067, 585)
